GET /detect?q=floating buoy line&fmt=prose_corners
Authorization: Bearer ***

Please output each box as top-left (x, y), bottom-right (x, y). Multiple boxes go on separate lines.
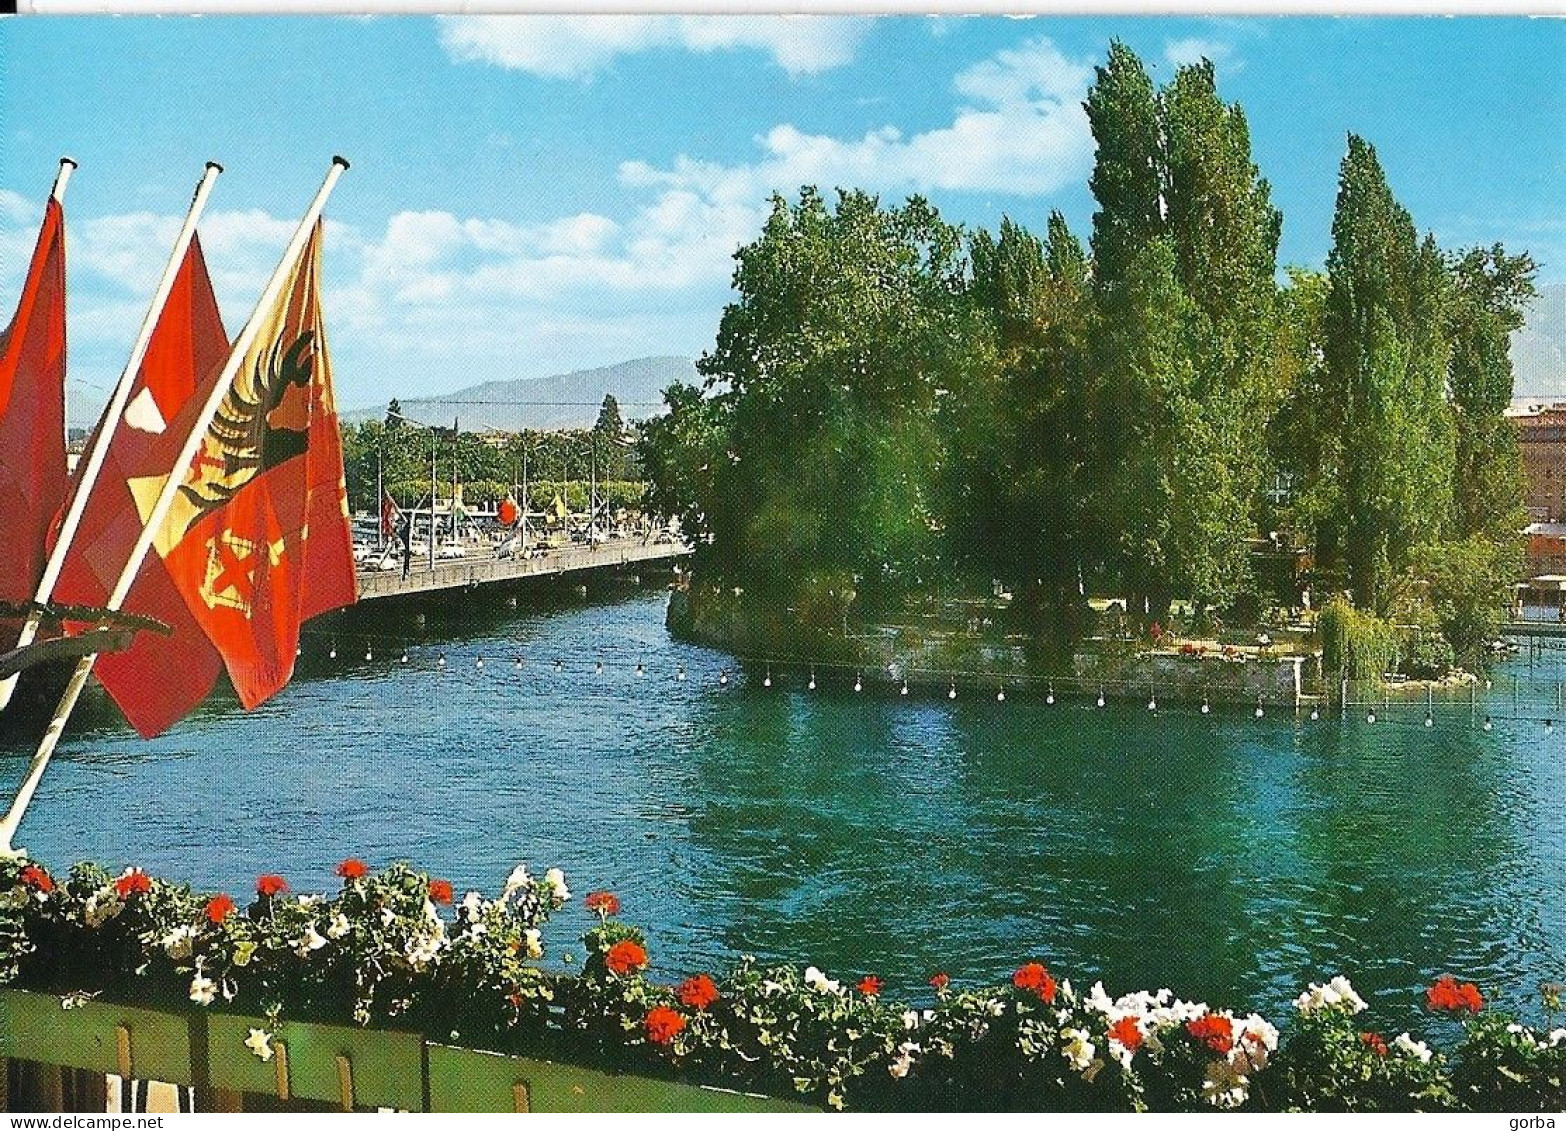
top-left (285, 628), bottom-right (1559, 730)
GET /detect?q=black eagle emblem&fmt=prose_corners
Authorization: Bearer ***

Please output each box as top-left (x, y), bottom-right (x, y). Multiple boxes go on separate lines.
top-left (178, 329), bottom-right (315, 529)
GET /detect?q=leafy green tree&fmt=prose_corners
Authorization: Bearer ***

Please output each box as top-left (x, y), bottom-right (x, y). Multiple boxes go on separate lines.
top-left (1446, 244), bottom-right (1536, 539)
top-left (595, 394), bottom-right (625, 439)
top-left (688, 188), bottom-right (976, 612)
top-left (1319, 135), bottom-right (1455, 614)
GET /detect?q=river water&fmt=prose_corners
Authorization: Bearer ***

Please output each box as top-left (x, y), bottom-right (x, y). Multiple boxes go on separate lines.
top-left (3, 583), bottom-right (1563, 1032)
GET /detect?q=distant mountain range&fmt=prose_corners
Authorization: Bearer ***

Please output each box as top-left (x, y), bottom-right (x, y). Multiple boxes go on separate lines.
top-left (342, 356), bottom-right (699, 431)
top-left (1513, 283), bottom-right (1566, 402)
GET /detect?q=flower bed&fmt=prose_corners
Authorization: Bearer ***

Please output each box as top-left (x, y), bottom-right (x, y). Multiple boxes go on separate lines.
top-left (0, 857), bottom-right (1560, 1112)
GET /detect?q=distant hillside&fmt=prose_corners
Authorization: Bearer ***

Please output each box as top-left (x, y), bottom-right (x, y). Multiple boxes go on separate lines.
top-left (1512, 283), bottom-right (1566, 400)
top-left (343, 356), bottom-right (699, 431)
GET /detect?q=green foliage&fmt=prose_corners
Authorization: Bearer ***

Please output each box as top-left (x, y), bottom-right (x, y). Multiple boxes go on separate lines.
top-left (1317, 137), bottom-right (1456, 614)
top-left (1402, 537), bottom-right (1522, 664)
top-left (1319, 596), bottom-right (1397, 679)
top-left (1269, 1007), bottom-right (1456, 1111)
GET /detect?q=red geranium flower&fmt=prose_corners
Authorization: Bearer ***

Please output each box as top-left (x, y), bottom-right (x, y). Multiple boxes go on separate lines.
top-left (1186, 1014), bottom-right (1235, 1055)
top-left (1109, 1015), bottom-right (1143, 1051)
top-left (1427, 974), bottom-right (1484, 1013)
top-left (858, 975), bottom-right (883, 997)
top-left (1359, 1031), bottom-right (1389, 1057)
top-left (605, 939), bottom-right (649, 976)
top-left (585, 890), bottom-right (621, 917)
top-left (1012, 962), bottom-right (1058, 1003)
top-left (115, 869), bottom-right (151, 898)
top-left (644, 1005), bottom-right (687, 1046)
top-left (930, 972), bottom-right (950, 992)
top-left (428, 879), bottom-right (453, 905)
top-left (205, 894), bottom-right (235, 925)
top-left (336, 858), bottom-right (368, 880)
top-left (256, 874), bottom-right (288, 898)
top-left (18, 865), bottom-right (53, 894)
top-left (678, 974), bottom-right (720, 1011)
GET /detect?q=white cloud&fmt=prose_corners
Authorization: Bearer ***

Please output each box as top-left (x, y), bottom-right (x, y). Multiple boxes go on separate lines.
top-left (437, 15), bottom-right (868, 80)
top-left (620, 36), bottom-right (1095, 199)
top-left (1164, 37), bottom-right (1239, 73)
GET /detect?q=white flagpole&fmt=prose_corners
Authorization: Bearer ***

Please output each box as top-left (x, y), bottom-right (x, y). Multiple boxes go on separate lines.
top-left (49, 156), bottom-right (77, 204)
top-left (0, 162), bottom-right (222, 716)
top-left (0, 157), bottom-right (349, 856)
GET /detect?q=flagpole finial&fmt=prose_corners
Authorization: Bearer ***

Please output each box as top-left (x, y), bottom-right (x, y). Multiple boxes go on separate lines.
top-left (50, 158), bottom-right (78, 202)
top-left (205, 161), bottom-right (224, 174)
top-left (332, 155), bottom-right (351, 170)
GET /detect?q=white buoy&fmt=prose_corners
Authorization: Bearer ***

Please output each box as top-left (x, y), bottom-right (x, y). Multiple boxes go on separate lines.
top-left (476, 657), bottom-right (485, 670)
top-left (719, 669), bottom-right (729, 686)
top-left (1424, 714), bottom-right (1434, 728)
top-left (329, 645), bottom-right (337, 660)
top-left (365, 647), bottom-right (373, 661)
top-left (400, 651), bottom-right (408, 664)
top-left (515, 657), bottom-right (524, 670)
top-left (438, 654), bottom-right (447, 668)
top-left (595, 660), bottom-right (603, 675)
top-left (636, 661), bottom-right (645, 677)
top-left (996, 687), bottom-right (1005, 702)
top-left (553, 660), bottom-right (563, 673)
top-left (948, 683), bottom-right (957, 700)
top-left (1366, 710), bottom-right (1376, 724)
top-left (854, 674), bottom-right (863, 692)
top-left (901, 681), bottom-right (909, 697)
top-left (1255, 701), bottom-right (1264, 719)
top-left (763, 666), bottom-right (772, 688)
top-left (1310, 706), bottom-right (1319, 720)
top-left (1483, 716), bottom-right (1493, 731)
top-left (1147, 696), bottom-right (1157, 712)
top-left (1201, 699), bottom-right (1210, 715)
top-left (1096, 691), bottom-right (1105, 708)
top-left (676, 664), bottom-right (687, 682)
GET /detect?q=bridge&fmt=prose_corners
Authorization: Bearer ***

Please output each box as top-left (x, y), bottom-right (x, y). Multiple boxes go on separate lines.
top-left (354, 539), bottom-right (690, 601)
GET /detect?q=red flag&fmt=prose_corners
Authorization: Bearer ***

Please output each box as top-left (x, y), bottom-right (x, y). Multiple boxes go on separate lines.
top-left (379, 490), bottom-right (399, 540)
top-left (156, 222), bottom-right (356, 708)
top-left (0, 198), bottom-right (68, 649)
top-left (52, 235), bottom-right (230, 737)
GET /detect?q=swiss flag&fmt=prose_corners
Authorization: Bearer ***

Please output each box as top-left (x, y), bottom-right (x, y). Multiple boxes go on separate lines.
top-left (0, 198), bottom-right (69, 651)
top-left (52, 235), bottom-right (230, 737)
top-left (157, 222), bottom-right (356, 709)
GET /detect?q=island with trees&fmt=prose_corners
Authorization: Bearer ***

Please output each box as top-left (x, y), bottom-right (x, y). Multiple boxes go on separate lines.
top-left (637, 43), bottom-right (1537, 702)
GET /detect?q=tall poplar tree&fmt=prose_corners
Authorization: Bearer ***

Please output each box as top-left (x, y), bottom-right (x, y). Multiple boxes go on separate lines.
top-left (1320, 135), bottom-right (1455, 614)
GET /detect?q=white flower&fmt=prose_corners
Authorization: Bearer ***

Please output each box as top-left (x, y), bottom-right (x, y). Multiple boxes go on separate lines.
top-left (803, 966), bottom-right (843, 995)
top-left (297, 894), bottom-right (322, 908)
top-left (902, 1009), bottom-right (921, 1031)
top-left (502, 865), bottom-right (530, 897)
top-left (1547, 1028), bottom-right (1566, 1048)
top-left (888, 1041), bottom-right (920, 1079)
top-left (1393, 1032), bottom-right (1433, 1064)
top-left (1293, 975), bottom-right (1367, 1016)
top-left (380, 907), bottom-right (396, 927)
top-left (405, 932), bottom-right (443, 970)
top-left (326, 913), bottom-right (351, 940)
top-left (1061, 1027), bottom-right (1096, 1073)
top-left (244, 1028), bottom-right (274, 1062)
top-left (161, 925), bottom-right (196, 961)
top-left (543, 867), bottom-right (569, 902)
top-left (422, 898), bottom-right (440, 924)
top-left (1202, 1060), bottom-right (1250, 1109)
top-left (188, 973), bottom-right (217, 1006)
top-left (293, 924), bottom-right (328, 957)
top-left (461, 891), bottom-right (484, 922)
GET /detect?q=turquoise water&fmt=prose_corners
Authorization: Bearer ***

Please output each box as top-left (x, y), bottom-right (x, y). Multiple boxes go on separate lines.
top-left (3, 584), bottom-right (1563, 1032)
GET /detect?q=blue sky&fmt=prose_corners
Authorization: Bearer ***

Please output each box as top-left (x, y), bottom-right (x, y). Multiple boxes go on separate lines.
top-left (2, 15), bottom-right (1563, 420)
